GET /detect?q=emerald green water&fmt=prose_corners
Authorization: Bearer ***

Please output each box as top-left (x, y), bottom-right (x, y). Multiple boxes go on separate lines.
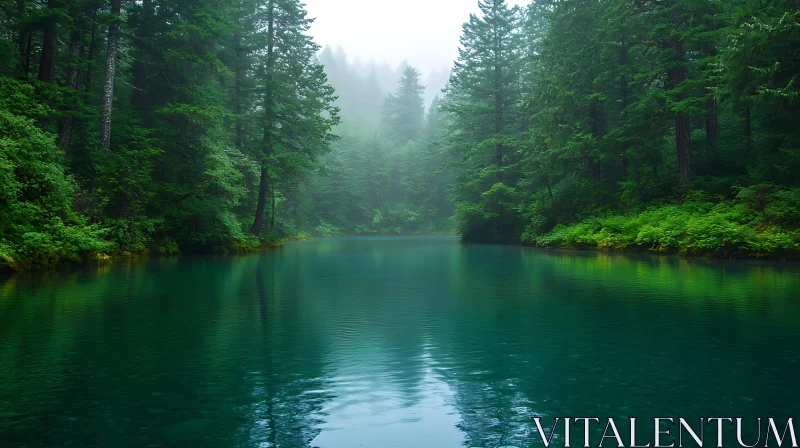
top-left (1, 237), bottom-right (799, 447)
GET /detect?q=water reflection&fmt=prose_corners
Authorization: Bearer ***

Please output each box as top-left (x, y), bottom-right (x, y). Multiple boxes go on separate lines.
top-left (1, 238), bottom-right (799, 447)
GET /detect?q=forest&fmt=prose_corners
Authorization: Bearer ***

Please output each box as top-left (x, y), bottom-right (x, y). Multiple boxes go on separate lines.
top-left (0, 0), bottom-right (798, 270)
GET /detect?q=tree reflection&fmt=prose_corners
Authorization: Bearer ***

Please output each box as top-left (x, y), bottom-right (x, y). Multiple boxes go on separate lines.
top-left (2, 241), bottom-right (799, 447)
top-left (236, 253), bottom-right (333, 447)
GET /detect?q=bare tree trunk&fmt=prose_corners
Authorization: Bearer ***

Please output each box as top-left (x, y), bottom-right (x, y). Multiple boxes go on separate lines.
top-left (675, 114), bottom-right (692, 185)
top-left (58, 35), bottom-right (84, 152)
top-left (494, 58), bottom-right (504, 175)
top-left (589, 100), bottom-right (605, 181)
top-left (251, 0), bottom-right (276, 235)
top-left (705, 4), bottom-right (719, 149)
top-left (744, 104), bottom-right (752, 156)
top-left (270, 184), bottom-right (276, 232)
top-left (252, 163), bottom-right (270, 234)
top-left (669, 9), bottom-right (692, 186)
top-left (16, 0), bottom-right (27, 74)
top-left (619, 32), bottom-right (631, 170)
top-left (234, 30), bottom-right (245, 149)
top-left (706, 101), bottom-right (719, 147)
top-left (37, 0), bottom-right (58, 83)
top-left (132, 0), bottom-right (151, 118)
top-left (84, 9), bottom-right (98, 92)
top-left (544, 175), bottom-right (554, 201)
top-left (64, 40), bottom-right (82, 92)
top-left (492, 8), bottom-right (504, 177)
top-left (100, 0), bottom-right (122, 150)
top-left (24, 33), bottom-right (33, 75)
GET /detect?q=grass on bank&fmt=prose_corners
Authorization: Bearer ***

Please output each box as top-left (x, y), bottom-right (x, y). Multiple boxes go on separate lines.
top-left (526, 185), bottom-right (800, 258)
top-left (0, 235), bottom-right (288, 272)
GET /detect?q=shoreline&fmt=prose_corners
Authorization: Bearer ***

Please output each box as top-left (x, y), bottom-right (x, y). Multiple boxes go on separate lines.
top-left (0, 239), bottom-right (286, 274)
top-left (4, 234), bottom-right (799, 274)
top-left (520, 243), bottom-right (800, 263)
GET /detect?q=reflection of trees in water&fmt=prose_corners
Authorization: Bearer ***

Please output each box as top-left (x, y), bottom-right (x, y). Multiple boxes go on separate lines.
top-left (237, 253), bottom-right (333, 447)
top-left (0, 261), bottom-right (178, 446)
top-left (432, 247), bottom-right (800, 447)
top-left (284, 239), bottom-right (435, 407)
top-left (4, 242), bottom-right (800, 447)
top-left (420, 245), bottom-right (538, 447)
top-left (0, 255), bottom-right (336, 447)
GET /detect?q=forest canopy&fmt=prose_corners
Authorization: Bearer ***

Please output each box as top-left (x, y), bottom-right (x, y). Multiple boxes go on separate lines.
top-left (0, 0), bottom-right (799, 269)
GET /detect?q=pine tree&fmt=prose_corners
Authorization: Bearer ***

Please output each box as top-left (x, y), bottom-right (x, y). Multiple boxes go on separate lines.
top-left (2, 0), bottom-right (800, 267)
top-left (381, 66), bottom-right (425, 148)
top-left (442, 0), bottom-right (526, 242)
top-left (249, 0), bottom-right (339, 235)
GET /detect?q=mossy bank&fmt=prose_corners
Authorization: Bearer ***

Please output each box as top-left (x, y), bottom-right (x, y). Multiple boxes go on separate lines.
top-left (524, 188), bottom-right (800, 259)
top-left (0, 238), bottom-right (287, 273)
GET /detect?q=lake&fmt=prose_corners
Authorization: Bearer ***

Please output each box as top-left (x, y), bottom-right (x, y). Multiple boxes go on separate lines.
top-left (1, 237), bottom-right (799, 447)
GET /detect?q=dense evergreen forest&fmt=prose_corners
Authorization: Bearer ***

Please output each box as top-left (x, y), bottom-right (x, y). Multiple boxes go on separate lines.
top-left (442, 0), bottom-right (800, 257)
top-left (1, 0), bottom-right (799, 270)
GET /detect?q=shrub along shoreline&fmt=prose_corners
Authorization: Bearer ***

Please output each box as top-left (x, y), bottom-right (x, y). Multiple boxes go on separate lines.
top-left (0, 238), bottom-right (285, 273)
top-left (5, 186), bottom-right (799, 271)
top-left (523, 188), bottom-right (800, 259)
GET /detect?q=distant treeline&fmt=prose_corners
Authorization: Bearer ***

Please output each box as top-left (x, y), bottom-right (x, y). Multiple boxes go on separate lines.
top-left (282, 49), bottom-right (454, 236)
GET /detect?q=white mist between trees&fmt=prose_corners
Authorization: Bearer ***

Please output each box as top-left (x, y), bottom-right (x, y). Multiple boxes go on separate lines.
top-left (282, 46), bottom-right (455, 237)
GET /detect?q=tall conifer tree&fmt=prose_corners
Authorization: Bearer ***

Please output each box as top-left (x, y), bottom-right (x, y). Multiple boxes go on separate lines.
top-left (442, 0), bottom-right (526, 242)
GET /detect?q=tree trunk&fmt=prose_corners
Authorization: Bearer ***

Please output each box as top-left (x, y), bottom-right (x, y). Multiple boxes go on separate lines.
top-left (492, 29), bottom-right (506, 235)
top-left (37, 0), bottom-right (58, 83)
top-left (132, 0), bottom-right (151, 118)
top-left (706, 101), bottom-right (719, 147)
top-left (17, 32), bottom-right (27, 74)
top-left (270, 184), bottom-right (276, 231)
top-left (234, 30), bottom-right (245, 149)
top-left (24, 33), bottom-right (33, 75)
top-left (250, 0), bottom-right (276, 235)
top-left (492, 12), bottom-right (504, 176)
top-left (84, 9), bottom-right (98, 92)
top-left (493, 56), bottom-right (504, 175)
top-left (620, 34), bottom-right (630, 170)
top-left (251, 163), bottom-right (270, 234)
top-left (100, 0), bottom-right (122, 150)
top-left (544, 175), bottom-right (554, 201)
top-left (64, 39), bottom-right (82, 92)
top-left (16, 0), bottom-right (27, 74)
top-left (705, 4), bottom-right (719, 149)
top-left (744, 104), bottom-right (752, 156)
top-left (675, 114), bottom-right (692, 185)
top-left (58, 35), bottom-right (84, 152)
top-left (589, 100), bottom-right (604, 182)
top-left (669, 10), bottom-right (692, 186)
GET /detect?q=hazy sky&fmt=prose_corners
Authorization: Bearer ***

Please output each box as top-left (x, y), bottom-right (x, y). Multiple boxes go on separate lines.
top-left (304, 0), bottom-right (528, 75)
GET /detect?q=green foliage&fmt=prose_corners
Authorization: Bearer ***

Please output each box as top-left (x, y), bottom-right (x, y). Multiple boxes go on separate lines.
top-left (381, 66), bottom-right (426, 147)
top-left (442, 0), bottom-right (799, 255)
top-left (314, 221), bottom-right (344, 237)
top-left (0, 77), bottom-right (113, 269)
top-left (2, 0), bottom-right (799, 267)
top-left (530, 192), bottom-right (800, 257)
top-left (285, 57), bottom-right (455, 236)
top-left (0, 0), bottom-right (335, 269)
top-left (441, 0), bottom-right (527, 243)
top-left (295, 130), bottom-right (453, 235)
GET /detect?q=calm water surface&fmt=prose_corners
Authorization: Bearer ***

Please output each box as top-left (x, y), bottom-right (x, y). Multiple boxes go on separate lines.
top-left (1, 237), bottom-right (799, 447)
